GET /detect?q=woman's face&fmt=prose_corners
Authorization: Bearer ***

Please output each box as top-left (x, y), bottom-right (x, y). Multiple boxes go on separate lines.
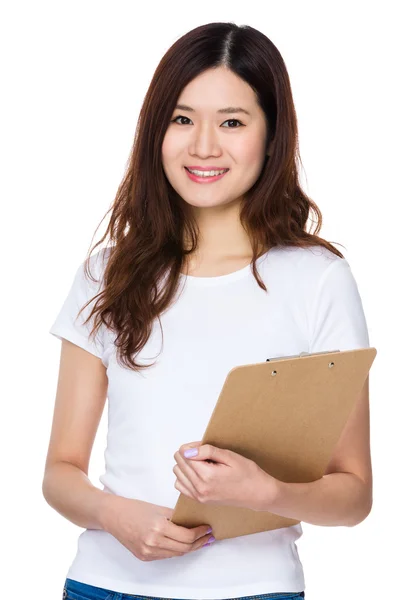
top-left (162, 66), bottom-right (270, 211)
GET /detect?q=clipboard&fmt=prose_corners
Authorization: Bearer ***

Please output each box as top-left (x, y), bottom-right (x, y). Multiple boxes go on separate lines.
top-left (171, 347), bottom-right (377, 540)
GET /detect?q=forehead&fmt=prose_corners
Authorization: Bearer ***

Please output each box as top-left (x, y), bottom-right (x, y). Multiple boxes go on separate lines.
top-left (176, 67), bottom-right (258, 113)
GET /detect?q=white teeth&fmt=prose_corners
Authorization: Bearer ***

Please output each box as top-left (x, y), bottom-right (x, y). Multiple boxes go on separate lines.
top-left (186, 168), bottom-right (228, 177)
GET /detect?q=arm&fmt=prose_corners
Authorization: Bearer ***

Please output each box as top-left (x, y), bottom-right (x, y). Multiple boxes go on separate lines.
top-left (42, 460), bottom-right (112, 530)
top-left (42, 339), bottom-right (113, 531)
top-left (261, 471), bottom-right (371, 527)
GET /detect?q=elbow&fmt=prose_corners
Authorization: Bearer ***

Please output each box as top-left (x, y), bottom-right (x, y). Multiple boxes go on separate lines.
top-left (42, 476), bottom-right (52, 504)
top-left (42, 465), bottom-right (57, 503)
top-left (348, 494), bottom-right (373, 528)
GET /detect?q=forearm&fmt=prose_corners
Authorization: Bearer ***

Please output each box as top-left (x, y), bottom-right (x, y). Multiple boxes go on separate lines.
top-left (42, 461), bottom-right (112, 530)
top-left (261, 471), bottom-right (372, 527)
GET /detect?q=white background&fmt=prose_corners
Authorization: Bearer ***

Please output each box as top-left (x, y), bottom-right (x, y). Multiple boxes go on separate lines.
top-left (2, 1), bottom-right (407, 598)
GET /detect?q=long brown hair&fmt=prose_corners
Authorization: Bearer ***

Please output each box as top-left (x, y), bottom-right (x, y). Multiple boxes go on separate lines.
top-left (79, 22), bottom-right (344, 371)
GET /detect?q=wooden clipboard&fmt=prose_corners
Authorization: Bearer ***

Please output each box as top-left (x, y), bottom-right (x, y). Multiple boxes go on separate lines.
top-left (171, 347), bottom-right (377, 540)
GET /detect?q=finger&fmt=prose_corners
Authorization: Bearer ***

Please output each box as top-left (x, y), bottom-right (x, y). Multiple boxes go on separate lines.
top-left (179, 441), bottom-right (202, 453)
top-left (174, 450), bottom-right (205, 489)
top-left (174, 475), bottom-right (195, 501)
top-left (183, 444), bottom-right (232, 466)
top-left (173, 464), bottom-right (198, 498)
top-left (164, 520), bottom-right (213, 545)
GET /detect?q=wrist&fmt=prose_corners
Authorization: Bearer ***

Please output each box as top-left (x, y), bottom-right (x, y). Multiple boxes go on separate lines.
top-left (258, 471), bottom-right (286, 513)
top-left (98, 492), bottom-right (118, 532)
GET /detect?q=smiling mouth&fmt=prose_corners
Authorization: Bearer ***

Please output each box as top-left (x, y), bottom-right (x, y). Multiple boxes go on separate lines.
top-left (185, 167), bottom-right (229, 175)
top-left (184, 167), bottom-right (230, 182)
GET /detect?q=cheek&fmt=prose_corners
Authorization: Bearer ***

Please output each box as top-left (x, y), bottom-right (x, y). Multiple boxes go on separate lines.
top-left (242, 137), bottom-right (267, 163)
top-left (236, 151), bottom-right (267, 184)
top-left (230, 133), bottom-right (265, 166)
top-left (162, 131), bottom-right (185, 160)
top-left (161, 137), bottom-right (182, 181)
top-left (161, 137), bottom-right (172, 167)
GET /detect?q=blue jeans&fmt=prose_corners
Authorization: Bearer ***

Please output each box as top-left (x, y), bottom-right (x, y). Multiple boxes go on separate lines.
top-left (63, 578), bottom-right (305, 600)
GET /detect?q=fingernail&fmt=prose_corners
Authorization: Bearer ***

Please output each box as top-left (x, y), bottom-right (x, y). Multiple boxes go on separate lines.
top-left (184, 448), bottom-right (198, 458)
top-left (206, 527), bottom-right (212, 534)
top-left (203, 536), bottom-right (216, 546)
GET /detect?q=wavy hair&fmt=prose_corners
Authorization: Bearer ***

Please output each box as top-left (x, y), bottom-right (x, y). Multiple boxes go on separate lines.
top-left (78, 21), bottom-right (344, 371)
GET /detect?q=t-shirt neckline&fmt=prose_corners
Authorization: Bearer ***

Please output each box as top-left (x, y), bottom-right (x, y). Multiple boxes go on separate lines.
top-left (179, 250), bottom-right (270, 286)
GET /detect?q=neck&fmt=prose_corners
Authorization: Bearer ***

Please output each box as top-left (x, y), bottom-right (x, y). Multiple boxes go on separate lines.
top-left (183, 198), bottom-right (255, 260)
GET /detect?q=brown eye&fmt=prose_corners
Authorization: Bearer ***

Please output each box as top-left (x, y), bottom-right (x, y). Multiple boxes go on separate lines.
top-left (171, 116), bottom-right (192, 125)
top-left (171, 115), bottom-right (244, 128)
top-left (221, 119), bottom-right (243, 128)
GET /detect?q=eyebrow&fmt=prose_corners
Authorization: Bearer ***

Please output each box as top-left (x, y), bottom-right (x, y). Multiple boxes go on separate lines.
top-left (174, 104), bottom-right (251, 116)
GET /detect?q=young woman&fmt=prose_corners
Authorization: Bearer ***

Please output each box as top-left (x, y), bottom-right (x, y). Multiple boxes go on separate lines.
top-left (43, 21), bottom-right (372, 600)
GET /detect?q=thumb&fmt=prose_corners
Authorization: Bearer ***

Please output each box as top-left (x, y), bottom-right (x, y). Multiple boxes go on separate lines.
top-left (183, 443), bottom-right (229, 464)
top-left (161, 506), bottom-right (174, 520)
top-left (180, 440), bottom-right (202, 455)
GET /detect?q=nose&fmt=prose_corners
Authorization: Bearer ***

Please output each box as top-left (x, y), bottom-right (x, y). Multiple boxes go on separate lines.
top-left (189, 123), bottom-right (222, 158)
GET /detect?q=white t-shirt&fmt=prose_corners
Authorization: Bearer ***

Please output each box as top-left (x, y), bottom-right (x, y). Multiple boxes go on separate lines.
top-left (49, 244), bottom-right (370, 599)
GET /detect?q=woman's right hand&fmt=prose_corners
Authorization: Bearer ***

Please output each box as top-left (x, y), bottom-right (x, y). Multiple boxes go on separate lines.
top-left (100, 494), bottom-right (215, 561)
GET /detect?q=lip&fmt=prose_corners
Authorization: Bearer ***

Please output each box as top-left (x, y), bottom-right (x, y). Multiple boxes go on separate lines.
top-left (185, 166), bottom-right (230, 171)
top-left (185, 167), bottom-right (229, 184)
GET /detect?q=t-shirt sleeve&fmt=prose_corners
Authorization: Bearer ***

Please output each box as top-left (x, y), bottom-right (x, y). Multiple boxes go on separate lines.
top-left (309, 257), bottom-right (370, 353)
top-left (49, 254), bottom-right (106, 359)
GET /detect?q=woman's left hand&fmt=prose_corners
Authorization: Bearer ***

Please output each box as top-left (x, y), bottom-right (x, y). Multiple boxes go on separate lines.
top-left (173, 441), bottom-right (280, 512)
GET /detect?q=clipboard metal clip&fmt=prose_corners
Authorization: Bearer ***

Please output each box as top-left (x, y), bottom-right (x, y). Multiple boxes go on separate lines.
top-left (266, 349), bottom-right (340, 362)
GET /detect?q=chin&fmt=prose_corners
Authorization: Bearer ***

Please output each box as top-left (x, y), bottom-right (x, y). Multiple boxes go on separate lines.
top-left (184, 197), bottom-right (236, 210)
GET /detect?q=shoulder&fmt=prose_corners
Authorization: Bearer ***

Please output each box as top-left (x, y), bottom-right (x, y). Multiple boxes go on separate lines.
top-left (79, 246), bottom-right (113, 288)
top-left (89, 245), bottom-right (112, 272)
top-left (264, 244), bottom-right (347, 282)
